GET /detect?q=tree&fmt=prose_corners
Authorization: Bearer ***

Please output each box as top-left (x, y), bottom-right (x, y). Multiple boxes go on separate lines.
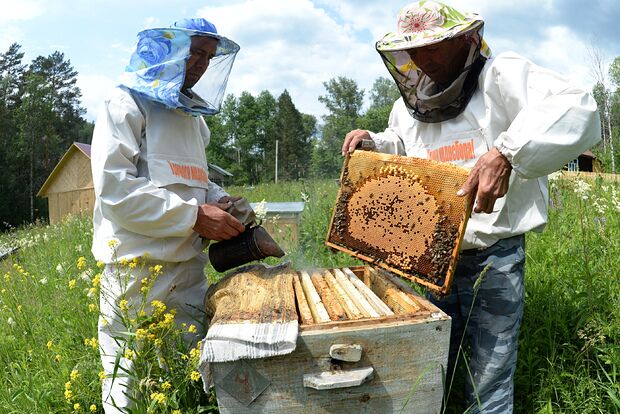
top-left (16, 72), bottom-right (57, 222)
top-left (0, 43), bottom-right (26, 110)
top-left (369, 76), bottom-right (400, 109)
top-left (588, 46), bottom-right (616, 173)
top-left (275, 90), bottom-right (312, 180)
top-left (312, 77), bottom-right (364, 178)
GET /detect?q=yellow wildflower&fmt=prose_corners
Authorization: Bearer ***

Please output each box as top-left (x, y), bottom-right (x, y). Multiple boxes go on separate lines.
top-left (68, 279), bottom-right (76, 289)
top-left (188, 324), bottom-right (197, 333)
top-left (136, 328), bottom-right (148, 340)
top-left (107, 239), bottom-right (118, 248)
top-left (70, 369), bottom-right (80, 381)
top-left (98, 371), bottom-right (107, 381)
top-left (64, 388), bottom-right (73, 401)
top-left (161, 381), bottom-right (171, 390)
top-left (47, 340), bottom-right (53, 350)
top-left (150, 392), bottom-right (167, 404)
top-left (89, 404), bottom-right (97, 412)
top-left (190, 371), bottom-right (201, 382)
top-left (17, 305), bottom-right (22, 312)
top-left (124, 349), bottom-right (135, 360)
top-left (73, 402), bottom-right (81, 411)
top-left (119, 258), bottom-right (129, 266)
top-left (88, 303), bottom-right (97, 313)
top-left (65, 381), bottom-right (72, 390)
top-left (151, 300), bottom-right (166, 316)
top-left (3, 273), bottom-right (10, 282)
top-left (172, 411), bottom-right (181, 414)
top-left (189, 347), bottom-right (200, 360)
top-left (76, 256), bottom-right (87, 270)
top-left (96, 261), bottom-right (105, 268)
top-left (54, 354), bottom-right (61, 362)
top-left (84, 337), bottom-right (98, 349)
top-left (92, 273), bottom-right (101, 287)
top-left (119, 299), bottom-right (129, 312)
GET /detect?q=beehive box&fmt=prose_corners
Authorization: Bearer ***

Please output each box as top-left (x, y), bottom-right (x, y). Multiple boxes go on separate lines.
top-left (211, 266), bottom-right (450, 413)
top-left (326, 150), bottom-right (473, 295)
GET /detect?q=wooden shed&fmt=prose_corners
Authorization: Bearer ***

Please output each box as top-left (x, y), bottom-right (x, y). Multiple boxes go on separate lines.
top-left (38, 142), bottom-right (94, 224)
top-left (208, 163), bottom-right (234, 187)
top-left (566, 150), bottom-right (603, 172)
top-left (38, 142), bottom-right (236, 224)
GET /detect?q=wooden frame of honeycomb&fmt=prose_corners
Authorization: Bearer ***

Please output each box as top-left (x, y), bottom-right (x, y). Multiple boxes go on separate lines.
top-left (326, 150), bottom-right (474, 295)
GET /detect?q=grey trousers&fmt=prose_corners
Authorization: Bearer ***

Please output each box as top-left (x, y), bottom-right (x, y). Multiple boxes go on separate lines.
top-left (430, 234), bottom-right (526, 414)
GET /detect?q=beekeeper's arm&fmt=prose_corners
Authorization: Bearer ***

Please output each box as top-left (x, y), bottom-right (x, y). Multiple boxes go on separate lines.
top-left (341, 102), bottom-right (406, 156)
top-left (458, 52), bottom-right (601, 213)
top-left (91, 92), bottom-right (244, 241)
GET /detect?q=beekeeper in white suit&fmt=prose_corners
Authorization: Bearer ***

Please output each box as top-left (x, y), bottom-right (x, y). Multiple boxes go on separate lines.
top-left (91, 18), bottom-right (245, 413)
top-left (342, 2), bottom-right (601, 413)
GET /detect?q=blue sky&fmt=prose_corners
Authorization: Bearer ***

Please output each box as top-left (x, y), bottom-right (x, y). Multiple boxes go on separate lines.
top-left (1, 0), bottom-right (619, 122)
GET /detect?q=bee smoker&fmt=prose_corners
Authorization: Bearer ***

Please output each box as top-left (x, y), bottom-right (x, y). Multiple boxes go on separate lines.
top-left (208, 198), bottom-right (284, 272)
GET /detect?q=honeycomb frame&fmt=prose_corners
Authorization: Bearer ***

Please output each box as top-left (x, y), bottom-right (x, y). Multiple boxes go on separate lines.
top-left (326, 150), bottom-right (474, 295)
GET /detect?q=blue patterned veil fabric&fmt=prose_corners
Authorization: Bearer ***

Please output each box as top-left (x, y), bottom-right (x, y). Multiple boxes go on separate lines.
top-left (120, 18), bottom-right (239, 116)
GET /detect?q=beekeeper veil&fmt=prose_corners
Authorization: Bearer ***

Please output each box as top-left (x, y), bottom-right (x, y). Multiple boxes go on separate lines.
top-left (376, 1), bottom-right (491, 123)
top-left (120, 18), bottom-right (239, 116)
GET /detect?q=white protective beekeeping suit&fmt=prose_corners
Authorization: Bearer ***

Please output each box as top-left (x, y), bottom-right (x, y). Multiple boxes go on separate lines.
top-left (91, 18), bottom-right (238, 413)
top-left (371, 1), bottom-right (600, 248)
top-left (370, 51), bottom-right (601, 249)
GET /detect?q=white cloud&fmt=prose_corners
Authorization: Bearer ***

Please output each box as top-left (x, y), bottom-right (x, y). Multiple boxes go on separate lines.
top-left (196, 0), bottom-right (388, 119)
top-left (0, 0), bottom-right (44, 24)
top-left (77, 74), bottom-right (118, 121)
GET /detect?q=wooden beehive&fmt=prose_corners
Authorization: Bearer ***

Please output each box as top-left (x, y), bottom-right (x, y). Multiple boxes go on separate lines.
top-left (211, 266), bottom-right (450, 413)
top-left (326, 150), bottom-right (474, 295)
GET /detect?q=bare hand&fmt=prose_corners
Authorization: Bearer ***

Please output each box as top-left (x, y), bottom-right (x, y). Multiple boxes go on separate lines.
top-left (193, 202), bottom-right (245, 241)
top-left (457, 148), bottom-right (512, 214)
top-left (342, 129), bottom-right (371, 156)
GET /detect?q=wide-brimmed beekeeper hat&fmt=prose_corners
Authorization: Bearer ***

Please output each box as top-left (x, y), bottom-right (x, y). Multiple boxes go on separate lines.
top-left (376, 1), bottom-right (490, 57)
top-left (120, 17), bottom-right (239, 116)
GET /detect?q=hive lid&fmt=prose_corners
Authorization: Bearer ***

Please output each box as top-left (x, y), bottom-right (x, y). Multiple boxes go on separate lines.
top-left (326, 150), bottom-right (474, 295)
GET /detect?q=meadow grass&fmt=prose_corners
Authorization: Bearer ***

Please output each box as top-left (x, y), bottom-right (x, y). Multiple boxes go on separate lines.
top-left (0, 176), bottom-right (618, 413)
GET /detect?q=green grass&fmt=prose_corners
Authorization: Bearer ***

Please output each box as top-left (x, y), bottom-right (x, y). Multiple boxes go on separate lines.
top-left (0, 176), bottom-right (618, 413)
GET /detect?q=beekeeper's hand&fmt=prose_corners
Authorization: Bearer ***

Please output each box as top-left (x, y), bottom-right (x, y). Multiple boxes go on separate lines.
top-left (193, 202), bottom-right (245, 241)
top-left (342, 129), bottom-right (375, 156)
top-left (457, 147), bottom-right (512, 214)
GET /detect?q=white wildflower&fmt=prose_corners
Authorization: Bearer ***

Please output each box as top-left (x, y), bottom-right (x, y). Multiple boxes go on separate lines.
top-left (39, 276), bottom-right (48, 285)
top-left (56, 264), bottom-right (64, 274)
top-left (254, 199), bottom-right (268, 221)
top-left (300, 192), bottom-right (310, 203)
top-left (7, 317), bottom-right (15, 327)
top-left (573, 179), bottom-right (591, 200)
top-left (80, 271), bottom-right (92, 283)
top-left (76, 244), bottom-right (83, 253)
top-left (548, 171), bottom-right (562, 182)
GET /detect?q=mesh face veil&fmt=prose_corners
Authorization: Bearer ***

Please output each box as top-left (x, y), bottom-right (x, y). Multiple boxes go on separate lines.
top-left (120, 18), bottom-right (239, 116)
top-left (375, 1), bottom-right (491, 123)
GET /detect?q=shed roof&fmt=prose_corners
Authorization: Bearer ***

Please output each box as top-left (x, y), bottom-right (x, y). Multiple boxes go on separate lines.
top-left (209, 163), bottom-right (233, 177)
top-left (37, 142), bottom-right (91, 197)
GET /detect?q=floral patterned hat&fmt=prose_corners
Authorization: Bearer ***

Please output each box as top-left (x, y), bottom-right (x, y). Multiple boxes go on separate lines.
top-left (120, 18), bottom-right (239, 116)
top-left (376, 1), bottom-right (491, 57)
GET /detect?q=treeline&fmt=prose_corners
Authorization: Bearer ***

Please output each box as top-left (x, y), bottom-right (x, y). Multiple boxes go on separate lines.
top-left (1, 39), bottom-right (619, 230)
top-left (205, 77), bottom-right (400, 184)
top-left (0, 44), bottom-right (93, 231)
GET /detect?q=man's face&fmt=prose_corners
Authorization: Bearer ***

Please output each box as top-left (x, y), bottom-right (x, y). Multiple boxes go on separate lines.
top-left (182, 36), bottom-right (219, 91)
top-left (407, 36), bottom-right (470, 87)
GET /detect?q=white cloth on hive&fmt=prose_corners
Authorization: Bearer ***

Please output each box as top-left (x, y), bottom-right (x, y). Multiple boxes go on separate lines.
top-left (198, 262), bottom-right (298, 389)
